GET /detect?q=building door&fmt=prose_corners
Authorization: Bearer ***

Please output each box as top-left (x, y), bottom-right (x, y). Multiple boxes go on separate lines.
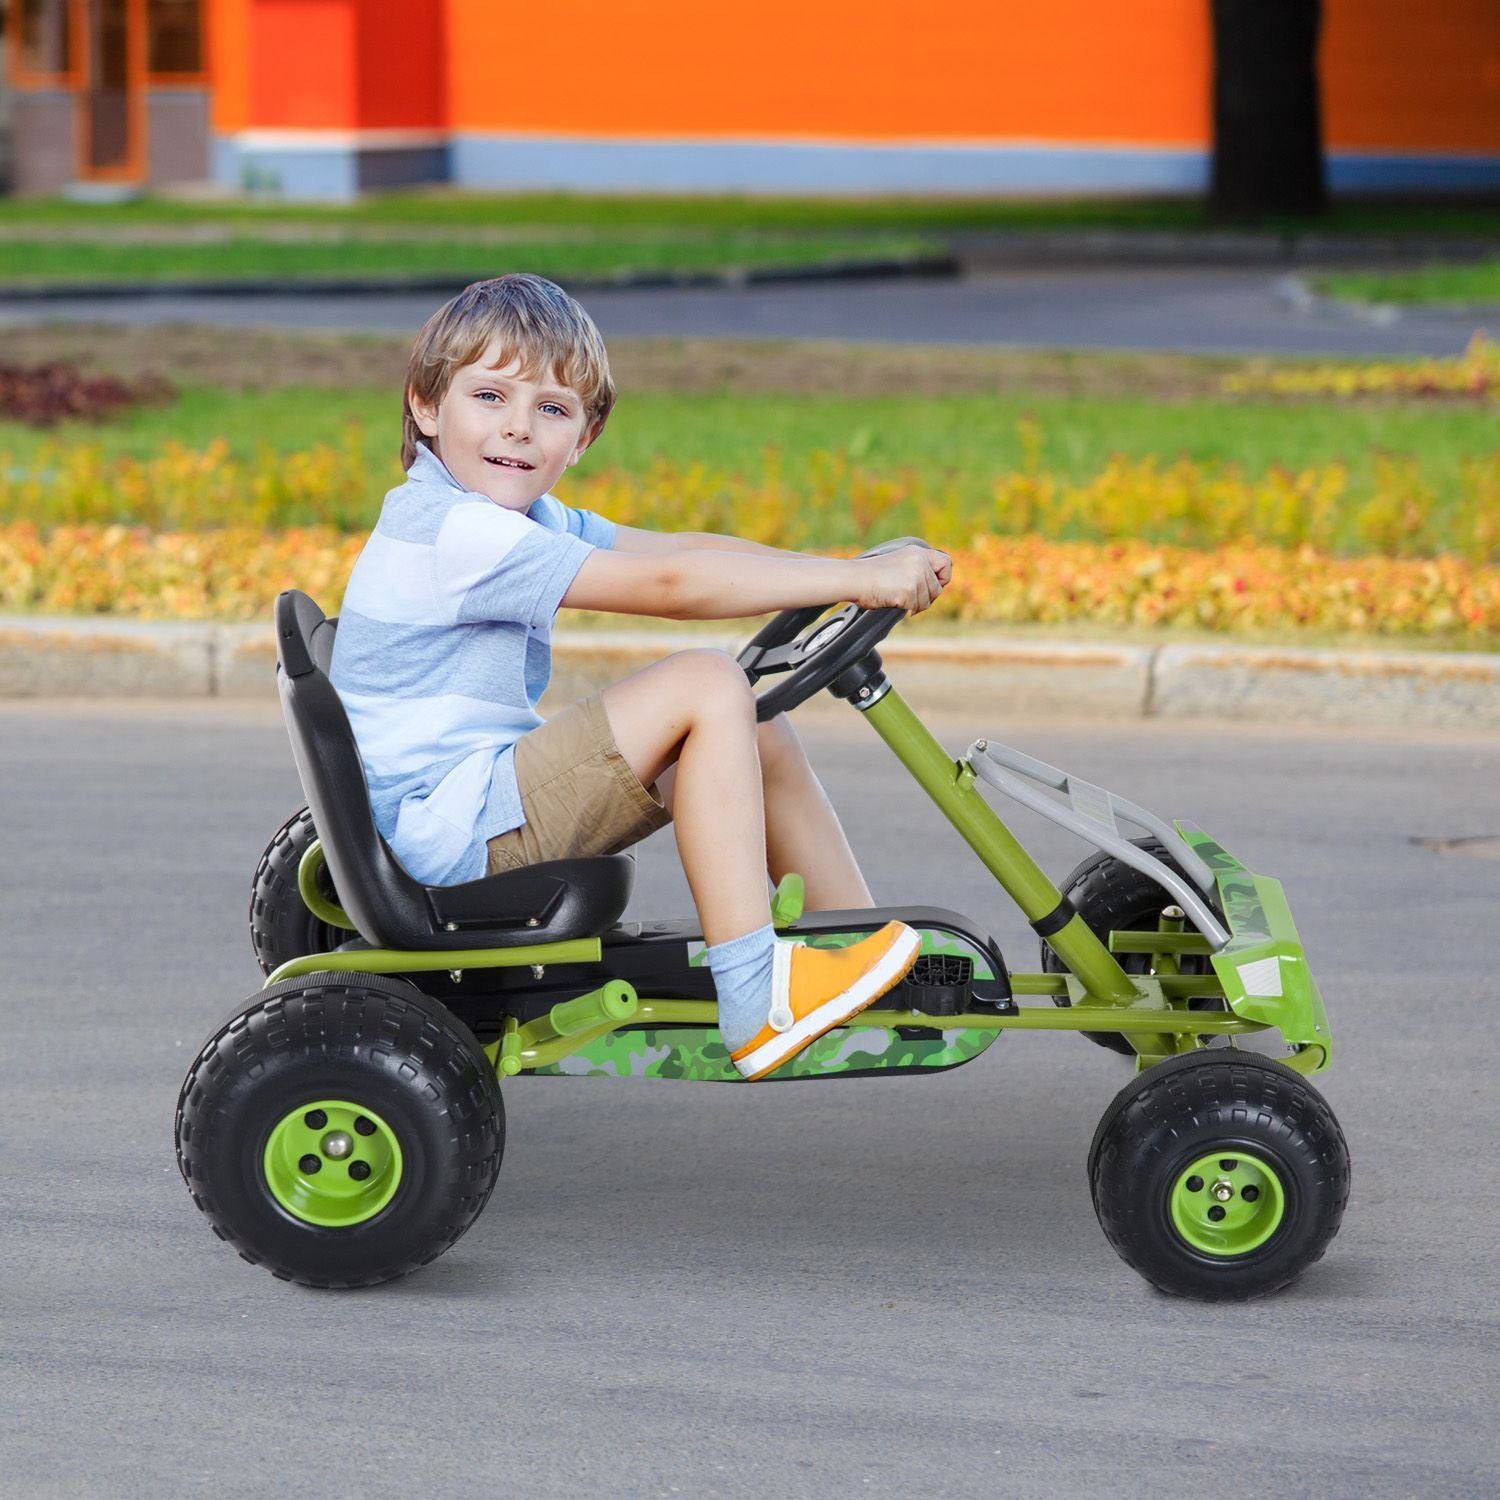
top-left (80, 0), bottom-right (143, 180)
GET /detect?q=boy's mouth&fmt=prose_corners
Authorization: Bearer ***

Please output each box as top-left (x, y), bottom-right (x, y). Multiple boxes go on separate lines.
top-left (484, 455), bottom-right (535, 471)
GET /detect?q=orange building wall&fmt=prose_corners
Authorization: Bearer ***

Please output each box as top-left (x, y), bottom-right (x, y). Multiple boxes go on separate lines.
top-left (210, 0), bottom-right (443, 132)
top-left (206, 0), bottom-right (1500, 158)
top-left (1323, 0), bottom-right (1500, 153)
top-left (444, 0), bottom-right (1212, 146)
top-left (208, 0), bottom-right (252, 132)
top-left (355, 0), bottom-right (445, 130)
top-left (249, 0), bottom-right (357, 128)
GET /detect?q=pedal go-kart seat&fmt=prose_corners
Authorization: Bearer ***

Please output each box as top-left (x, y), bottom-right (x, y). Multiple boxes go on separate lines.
top-left (274, 589), bottom-right (633, 951)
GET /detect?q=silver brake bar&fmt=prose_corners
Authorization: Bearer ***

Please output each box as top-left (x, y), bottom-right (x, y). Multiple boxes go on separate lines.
top-left (965, 739), bottom-right (1232, 952)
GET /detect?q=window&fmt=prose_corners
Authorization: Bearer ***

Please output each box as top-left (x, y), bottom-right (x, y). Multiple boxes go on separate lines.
top-left (147, 0), bottom-right (200, 76)
top-left (17, 0), bottom-right (73, 78)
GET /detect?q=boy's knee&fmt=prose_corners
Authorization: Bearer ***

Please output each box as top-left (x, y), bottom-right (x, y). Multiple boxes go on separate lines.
top-left (669, 649), bottom-right (756, 718)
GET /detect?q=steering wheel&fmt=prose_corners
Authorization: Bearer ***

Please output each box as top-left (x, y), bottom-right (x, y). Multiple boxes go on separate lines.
top-left (735, 540), bottom-right (931, 721)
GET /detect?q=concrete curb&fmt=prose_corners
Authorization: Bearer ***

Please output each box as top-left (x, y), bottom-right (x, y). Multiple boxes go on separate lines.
top-left (3, 617), bottom-right (1497, 729)
top-left (0, 254), bottom-right (959, 302)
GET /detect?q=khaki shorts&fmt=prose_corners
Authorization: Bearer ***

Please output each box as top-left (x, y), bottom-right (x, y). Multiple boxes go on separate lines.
top-left (485, 693), bottom-right (671, 875)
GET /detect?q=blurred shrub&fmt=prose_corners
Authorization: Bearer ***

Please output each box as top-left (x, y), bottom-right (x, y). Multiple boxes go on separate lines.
top-left (1223, 333), bottom-right (1499, 401)
top-left (0, 362), bottom-right (174, 427)
top-left (4, 420), bottom-right (1495, 562)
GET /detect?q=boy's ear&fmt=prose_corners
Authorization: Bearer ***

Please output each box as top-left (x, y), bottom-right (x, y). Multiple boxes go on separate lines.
top-left (408, 388), bottom-right (440, 437)
top-left (567, 417), bottom-right (603, 468)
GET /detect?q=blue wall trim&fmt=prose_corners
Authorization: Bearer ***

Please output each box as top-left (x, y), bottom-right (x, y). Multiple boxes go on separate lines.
top-left (449, 137), bottom-right (1212, 196)
top-left (213, 138), bottom-right (448, 199)
top-left (1326, 152), bottom-right (1500, 194)
top-left (214, 132), bottom-right (1500, 199)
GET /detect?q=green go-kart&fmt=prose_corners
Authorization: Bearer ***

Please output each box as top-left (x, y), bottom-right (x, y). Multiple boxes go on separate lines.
top-left (175, 588), bottom-right (1350, 1298)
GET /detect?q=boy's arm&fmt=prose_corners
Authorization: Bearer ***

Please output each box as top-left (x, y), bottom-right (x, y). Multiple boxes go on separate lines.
top-left (562, 542), bottom-right (949, 620)
top-left (610, 524), bottom-right (800, 560)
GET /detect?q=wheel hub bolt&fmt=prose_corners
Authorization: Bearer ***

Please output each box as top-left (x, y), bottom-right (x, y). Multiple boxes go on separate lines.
top-left (299, 1154), bottom-right (321, 1174)
top-left (321, 1131), bottom-right (353, 1160)
top-left (349, 1161), bottom-right (372, 1181)
top-left (1212, 1179), bottom-right (1234, 1202)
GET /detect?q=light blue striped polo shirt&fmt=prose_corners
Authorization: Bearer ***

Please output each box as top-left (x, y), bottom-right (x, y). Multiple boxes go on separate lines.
top-left (329, 443), bottom-right (615, 886)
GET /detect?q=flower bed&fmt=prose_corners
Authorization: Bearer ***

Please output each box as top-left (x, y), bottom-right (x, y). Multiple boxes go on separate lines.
top-left (4, 428), bottom-right (1496, 561)
top-left (4, 521), bottom-right (1495, 641)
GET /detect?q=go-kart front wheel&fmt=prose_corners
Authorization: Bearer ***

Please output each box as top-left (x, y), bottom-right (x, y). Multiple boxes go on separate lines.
top-left (1089, 1050), bottom-right (1349, 1301)
top-left (175, 973), bottom-right (504, 1288)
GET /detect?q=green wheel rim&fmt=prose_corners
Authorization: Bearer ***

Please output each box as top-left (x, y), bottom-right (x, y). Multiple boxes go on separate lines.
top-left (1168, 1149), bottom-right (1286, 1257)
top-left (262, 1099), bottom-right (403, 1228)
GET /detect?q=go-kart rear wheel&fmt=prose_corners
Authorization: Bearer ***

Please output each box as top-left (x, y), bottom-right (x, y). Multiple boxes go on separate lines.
top-left (175, 973), bottom-right (504, 1288)
top-left (250, 806), bottom-right (344, 976)
top-left (1041, 836), bottom-right (1221, 1055)
top-left (1088, 1050), bottom-right (1349, 1301)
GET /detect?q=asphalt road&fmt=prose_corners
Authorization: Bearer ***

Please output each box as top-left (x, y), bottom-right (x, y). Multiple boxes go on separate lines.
top-left (3, 698), bottom-right (1498, 1498)
top-left (0, 266), bottom-right (1487, 356)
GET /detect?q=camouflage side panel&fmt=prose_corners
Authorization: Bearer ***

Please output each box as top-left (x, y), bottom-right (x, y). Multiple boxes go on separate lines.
top-left (528, 926), bottom-right (1004, 1082)
top-left (1174, 823), bottom-right (1332, 1071)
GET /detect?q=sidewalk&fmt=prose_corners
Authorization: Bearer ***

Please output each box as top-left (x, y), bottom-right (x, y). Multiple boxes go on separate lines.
top-left (2, 616), bottom-right (1495, 729)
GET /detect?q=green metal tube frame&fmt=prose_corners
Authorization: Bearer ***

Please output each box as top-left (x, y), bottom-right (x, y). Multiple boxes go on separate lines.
top-left (270, 682), bottom-right (1328, 1078)
top-left (296, 840), bottom-right (357, 931)
top-left (855, 686), bottom-right (1142, 1006)
top-left (481, 996), bottom-right (1321, 1078)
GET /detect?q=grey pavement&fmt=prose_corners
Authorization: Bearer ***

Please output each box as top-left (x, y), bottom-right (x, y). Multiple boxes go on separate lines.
top-left (3, 698), bottom-right (1499, 1498)
top-left (1, 266), bottom-right (1489, 356)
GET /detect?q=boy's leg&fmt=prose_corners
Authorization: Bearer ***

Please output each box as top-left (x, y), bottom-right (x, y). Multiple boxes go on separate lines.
top-left (756, 713), bottom-right (874, 911)
top-left (601, 649), bottom-right (771, 946)
top-left (654, 715), bottom-right (875, 913)
top-left (603, 648), bottom-right (918, 1079)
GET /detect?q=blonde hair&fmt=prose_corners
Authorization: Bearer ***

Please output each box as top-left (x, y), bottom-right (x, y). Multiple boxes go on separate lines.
top-left (402, 274), bottom-right (616, 470)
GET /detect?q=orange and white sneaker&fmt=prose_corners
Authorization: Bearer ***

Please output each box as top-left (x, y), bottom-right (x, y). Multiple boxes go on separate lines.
top-left (729, 921), bottom-right (922, 1082)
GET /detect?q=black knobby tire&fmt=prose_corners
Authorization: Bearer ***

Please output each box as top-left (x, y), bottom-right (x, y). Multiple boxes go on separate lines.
top-left (175, 973), bottom-right (504, 1288)
top-left (1041, 836), bottom-right (1221, 1055)
top-left (250, 807), bottom-right (345, 976)
top-left (1088, 1050), bottom-right (1350, 1301)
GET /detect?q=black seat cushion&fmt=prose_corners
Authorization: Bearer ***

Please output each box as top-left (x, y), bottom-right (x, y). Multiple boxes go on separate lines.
top-left (274, 590), bottom-right (633, 951)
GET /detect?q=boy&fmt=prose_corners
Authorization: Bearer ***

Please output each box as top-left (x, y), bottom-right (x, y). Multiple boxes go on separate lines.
top-left (330, 274), bottom-right (952, 1081)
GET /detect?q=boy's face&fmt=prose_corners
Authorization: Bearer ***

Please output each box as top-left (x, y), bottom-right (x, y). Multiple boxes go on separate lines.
top-left (410, 346), bottom-right (593, 510)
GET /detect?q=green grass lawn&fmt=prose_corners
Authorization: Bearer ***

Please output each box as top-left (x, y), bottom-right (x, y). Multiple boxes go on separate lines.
top-left (5, 190), bottom-right (1500, 236)
top-left (2, 191), bottom-right (1497, 286)
top-left (1313, 257), bottom-right (1500, 307)
top-left (0, 232), bottom-right (933, 286)
top-left (4, 378), bottom-right (1493, 553)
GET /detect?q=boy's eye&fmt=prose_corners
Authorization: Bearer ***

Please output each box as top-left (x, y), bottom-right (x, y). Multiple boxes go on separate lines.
top-left (476, 390), bottom-right (502, 403)
top-left (540, 402), bottom-right (567, 417)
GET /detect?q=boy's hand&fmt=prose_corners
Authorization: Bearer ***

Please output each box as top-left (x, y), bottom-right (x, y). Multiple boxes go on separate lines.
top-left (851, 544), bottom-right (951, 614)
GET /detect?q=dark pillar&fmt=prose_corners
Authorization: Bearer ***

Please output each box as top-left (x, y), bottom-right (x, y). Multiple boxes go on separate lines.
top-left (1209, 0), bottom-right (1328, 219)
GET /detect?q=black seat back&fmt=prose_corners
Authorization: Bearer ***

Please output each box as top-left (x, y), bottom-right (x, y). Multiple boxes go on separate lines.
top-left (275, 590), bottom-right (442, 948)
top-left (275, 590), bottom-right (636, 951)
